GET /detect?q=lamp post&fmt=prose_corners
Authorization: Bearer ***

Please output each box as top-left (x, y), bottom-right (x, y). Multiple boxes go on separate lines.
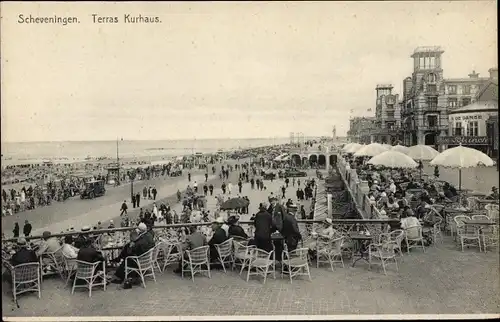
top-left (129, 171), bottom-right (136, 202)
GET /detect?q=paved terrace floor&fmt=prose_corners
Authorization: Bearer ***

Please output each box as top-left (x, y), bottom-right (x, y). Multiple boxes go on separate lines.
top-left (2, 236), bottom-right (498, 317)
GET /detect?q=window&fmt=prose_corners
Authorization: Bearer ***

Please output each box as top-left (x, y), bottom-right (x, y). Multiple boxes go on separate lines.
top-left (386, 122), bottom-right (395, 130)
top-left (454, 122), bottom-right (463, 136)
top-left (426, 97), bottom-right (438, 108)
top-left (427, 73), bottom-right (437, 83)
top-left (430, 57), bottom-right (436, 68)
top-left (463, 85), bottom-right (471, 94)
top-left (448, 98), bottom-right (458, 107)
top-left (448, 85), bottom-right (457, 94)
top-left (462, 97), bottom-right (471, 106)
top-left (419, 57), bottom-right (425, 69)
top-left (467, 121), bottom-right (479, 136)
top-left (386, 111), bottom-right (395, 119)
top-left (427, 115), bottom-right (438, 127)
top-left (427, 84), bottom-right (437, 93)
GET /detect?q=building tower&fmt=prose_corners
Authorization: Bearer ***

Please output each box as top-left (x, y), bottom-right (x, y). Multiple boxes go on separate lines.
top-left (332, 126), bottom-right (337, 141)
top-left (409, 46), bottom-right (447, 148)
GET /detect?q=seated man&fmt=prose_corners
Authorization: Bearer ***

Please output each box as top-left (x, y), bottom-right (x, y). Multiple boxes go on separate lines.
top-left (208, 217), bottom-right (228, 263)
top-left (486, 186), bottom-right (499, 200)
top-left (174, 226), bottom-right (208, 274)
top-left (11, 237), bottom-right (38, 266)
top-left (2, 238), bottom-right (38, 284)
top-left (36, 231), bottom-right (62, 273)
top-left (111, 223), bottom-right (155, 284)
top-left (77, 238), bottom-right (105, 272)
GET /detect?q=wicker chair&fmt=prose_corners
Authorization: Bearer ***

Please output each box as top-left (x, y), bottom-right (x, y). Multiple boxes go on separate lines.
top-left (71, 260), bottom-right (106, 297)
top-left (281, 247), bottom-right (311, 283)
top-left (454, 215), bottom-right (482, 252)
top-left (232, 240), bottom-right (255, 275)
top-left (157, 242), bottom-right (181, 272)
top-left (485, 204), bottom-right (499, 221)
top-left (404, 225), bottom-right (426, 253)
top-left (387, 230), bottom-right (405, 258)
top-left (62, 254), bottom-right (78, 286)
top-left (182, 245), bottom-right (210, 282)
top-left (214, 238), bottom-right (234, 273)
top-left (246, 248), bottom-right (275, 284)
top-left (7, 262), bottom-right (41, 304)
top-left (125, 247), bottom-right (157, 288)
top-left (368, 239), bottom-right (399, 275)
top-left (39, 246), bottom-right (65, 282)
top-left (471, 215), bottom-right (498, 252)
top-left (316, 236), bottom-right (344, 271)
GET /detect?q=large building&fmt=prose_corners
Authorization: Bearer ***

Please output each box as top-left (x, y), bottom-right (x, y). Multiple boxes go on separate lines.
top-left (372, 84), bottom-right (402, 144)
top-left (401, 46), bottom-right (449, 150)
top-left (439, 69), bottom-right (498, 158)
top-left (347, 46), bottom-right (497, 152)
top-left (401, 46), bottom-right (496, 151)
top-left (347, 116), bottom-right (376, 144)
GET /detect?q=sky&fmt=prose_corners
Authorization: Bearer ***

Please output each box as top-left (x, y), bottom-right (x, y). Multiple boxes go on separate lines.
top-left (1, 1), bottom-right (497, 142)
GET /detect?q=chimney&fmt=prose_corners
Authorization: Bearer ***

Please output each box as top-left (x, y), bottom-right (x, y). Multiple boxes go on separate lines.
top-left (488, 67), bottom-right (498, 79)
top-left (468, 70), bottom-right (480, 79)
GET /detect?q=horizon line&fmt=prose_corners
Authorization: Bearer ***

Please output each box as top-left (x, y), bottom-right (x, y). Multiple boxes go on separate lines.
top-left (1, 135), bottom-right (332, 144)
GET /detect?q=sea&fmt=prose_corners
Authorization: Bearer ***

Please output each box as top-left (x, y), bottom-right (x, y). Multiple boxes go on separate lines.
top-left (0, 137), bottom-right (296, 165)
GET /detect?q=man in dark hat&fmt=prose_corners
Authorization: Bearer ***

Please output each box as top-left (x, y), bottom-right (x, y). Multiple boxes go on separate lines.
top-left (251, 202), bottom-right (273, 252)
top-left (11, 237), bottom-right (37, 266)
top-left (23, 220), bottom-right (32, 237)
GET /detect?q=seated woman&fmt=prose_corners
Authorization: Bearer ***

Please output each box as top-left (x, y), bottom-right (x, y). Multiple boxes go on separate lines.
top-left (227, 215), bottom-right (248, 240)
top-left (308, 218), bottom-right (339, 255)
top-left (386, 197), bottom-right (400, 210)
top-left (61, 235), bottom-right (79, 259)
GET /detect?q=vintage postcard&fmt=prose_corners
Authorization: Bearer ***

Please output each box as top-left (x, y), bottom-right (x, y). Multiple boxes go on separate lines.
top-left (1, 1), bottom-right (498, 321)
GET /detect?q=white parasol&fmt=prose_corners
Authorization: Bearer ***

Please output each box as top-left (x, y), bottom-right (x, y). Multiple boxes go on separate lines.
top-left (367, 150), bottom-right (418, 169)
top-left (430, 145), bottom-right (495, 192)
top-left (354, 143), bottom-right (389, 157)
top-left (342, 143), bottom-right (360, 152)
top-left (382, 144), bottom-right (393, 149)
top-left (407, 145), bottom-right (440, 161)
top-left (391, 144), bottom-right (410, 155)
top-left (345, 143), bottom-right (364, 154)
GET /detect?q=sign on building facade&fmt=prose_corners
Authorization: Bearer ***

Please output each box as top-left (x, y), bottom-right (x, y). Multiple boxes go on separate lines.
top-left (437, 136), bottom-right (489, 145)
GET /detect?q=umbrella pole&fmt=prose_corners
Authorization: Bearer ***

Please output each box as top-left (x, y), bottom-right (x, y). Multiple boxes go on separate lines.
top-left (459, 168), bottom-right (462, 192)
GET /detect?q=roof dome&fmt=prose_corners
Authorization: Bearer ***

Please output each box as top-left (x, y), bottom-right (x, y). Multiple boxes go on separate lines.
top-left (448, 100), bottom-right (497, 114)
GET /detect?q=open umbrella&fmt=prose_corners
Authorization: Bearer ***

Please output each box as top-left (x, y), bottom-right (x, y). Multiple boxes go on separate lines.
top-left (367, 150), bottom-right (418, 169)
top-left (345, 144), bottom-right (364, 154)
top-left (430, 145), bottom-right (494, 192)
top-left (342, 143), bottom-right (356, 151)
top-left (342, 143), bottom-right (360, 152)
top-left (382, 144), bottom-right (393, 149)
top-left (391, 144), bottom-right (410, 155)
top-left (220, 197), bottom-right (250, 210)
top-left (354, 143), bottom-right (389, 157)
top-left (407, 145), bottom-right (440, 161)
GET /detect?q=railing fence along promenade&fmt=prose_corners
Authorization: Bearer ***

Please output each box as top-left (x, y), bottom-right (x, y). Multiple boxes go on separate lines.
top-left (335, 151), bottom-right (377, 220)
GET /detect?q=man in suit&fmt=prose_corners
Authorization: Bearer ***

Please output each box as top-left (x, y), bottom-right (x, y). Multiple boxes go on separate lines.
top-left (267, 197), bottom-right (286, 260)
top-left (251, 203), bottom-right (273, 252)
top-left (282, 212), bottom-right (302, 252)
top-left (112, 223), bottom-right (155, 283)
top-left (3, 238), bottom-right (38, 285)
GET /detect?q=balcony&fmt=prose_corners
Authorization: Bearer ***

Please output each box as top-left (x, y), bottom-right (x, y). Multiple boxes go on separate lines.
top-left (422, 106), bottom-right (441, 113)
top-left (422, 124), bottom-right (448, 132)
top-left (425, 85), bottom-right (439, 96)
